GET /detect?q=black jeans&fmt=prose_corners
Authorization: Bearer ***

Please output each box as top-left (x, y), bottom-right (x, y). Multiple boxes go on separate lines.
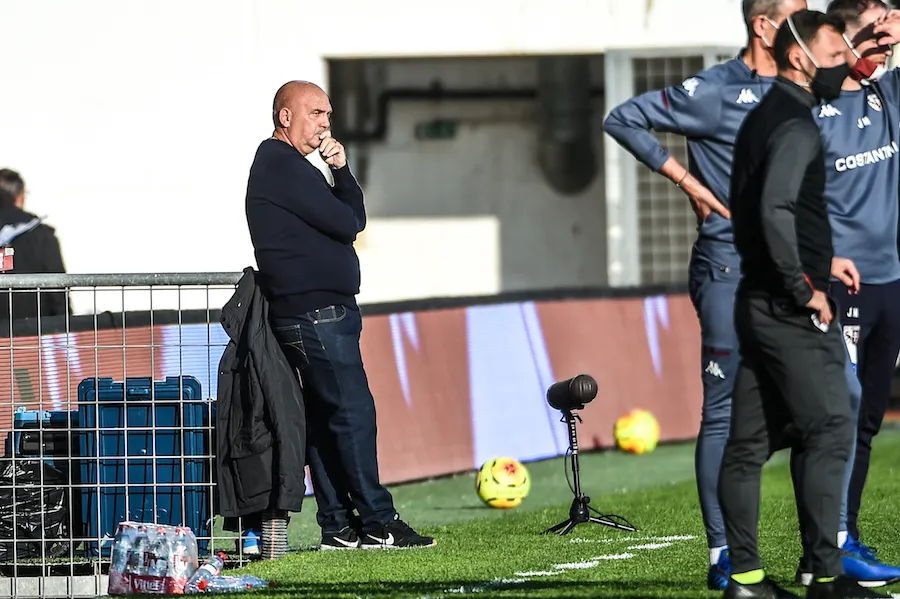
top-left (720, 294), bottom-right (853, 578)
top-left (272, 304), bottom-right (396, 533)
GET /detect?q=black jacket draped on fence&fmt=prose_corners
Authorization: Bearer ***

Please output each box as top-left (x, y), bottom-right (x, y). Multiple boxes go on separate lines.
top-left (215, 267), bottom-right (306, 525)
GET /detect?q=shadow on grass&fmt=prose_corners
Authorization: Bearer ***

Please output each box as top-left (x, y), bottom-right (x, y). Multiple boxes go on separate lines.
top-left (234, 579), bottom-right (717, 599)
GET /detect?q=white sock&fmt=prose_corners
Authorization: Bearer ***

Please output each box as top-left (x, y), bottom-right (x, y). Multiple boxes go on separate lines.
top-left (838, 530), bottom-right (848, 547)
top-left (710, 545), bottom-right (727, 566)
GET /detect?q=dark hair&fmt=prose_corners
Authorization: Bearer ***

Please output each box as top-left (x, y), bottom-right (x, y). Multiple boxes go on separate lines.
top-left (826, 0), bottom-right (888, 31)
top-left (743, 0), bottom-right (784, 30)
top-left (774, 9), bottom-right (847, 71)
top-left (0, 169), bottom-right (24, 208)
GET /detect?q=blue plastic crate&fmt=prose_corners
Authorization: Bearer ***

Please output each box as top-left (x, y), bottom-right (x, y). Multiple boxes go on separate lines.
top-left (4, 407), bottom-right (77, 470)
top-left (76, 376), bottom-right (213, 557)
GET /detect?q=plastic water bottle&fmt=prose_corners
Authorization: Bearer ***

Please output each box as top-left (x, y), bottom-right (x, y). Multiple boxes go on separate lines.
top-left (184, 551), bottom-right (226, 592)
top-left (147, 527), bottom-right (170, 577)
top-left (193, 574), bottom-right (273, 593)
top-left (171, 527), bottom-right (193, 579)
top-left (128, 527), bottom-right (150, 575)
top-left (110, 522), bottom-right (137, 572)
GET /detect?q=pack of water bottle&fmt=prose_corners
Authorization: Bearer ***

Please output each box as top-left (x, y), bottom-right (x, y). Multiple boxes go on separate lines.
top-left (108, 522), bottom-right (201, 595)
top-left (108, 522), bottom-right (273, 595)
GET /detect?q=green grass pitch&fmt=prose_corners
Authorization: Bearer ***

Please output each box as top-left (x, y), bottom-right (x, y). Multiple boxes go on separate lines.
top-left (226, 430), bottom-right (900, 598)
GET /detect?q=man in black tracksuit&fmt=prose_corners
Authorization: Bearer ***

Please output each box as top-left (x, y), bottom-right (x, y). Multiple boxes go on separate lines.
top-left (723, 10), bottom-right (887, 599)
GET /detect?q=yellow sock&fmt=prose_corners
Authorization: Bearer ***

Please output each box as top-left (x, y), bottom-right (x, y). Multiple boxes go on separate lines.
top-left (815, 576), bottom-right (836, 583)
top-left (732, 569), bottom-right (765, 585)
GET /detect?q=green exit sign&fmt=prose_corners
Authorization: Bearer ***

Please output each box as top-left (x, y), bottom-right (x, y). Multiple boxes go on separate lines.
top-left (414, 119), bottom-right (458, 140)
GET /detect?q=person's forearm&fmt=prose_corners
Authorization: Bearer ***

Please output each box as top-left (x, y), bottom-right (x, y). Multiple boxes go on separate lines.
top-left (658, 157), bottom-right (689, 184)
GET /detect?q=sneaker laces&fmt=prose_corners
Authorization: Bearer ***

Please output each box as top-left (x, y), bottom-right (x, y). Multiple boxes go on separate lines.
top-left (855, 539), bottom-right (879, 562)
top-left (386, 515), bottom-right (416, 535)
top-left (844, 537), bottom-right (879, 562)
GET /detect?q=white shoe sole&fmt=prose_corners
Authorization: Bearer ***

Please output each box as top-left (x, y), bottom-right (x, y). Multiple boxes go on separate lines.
top-left (360, 540), bottom-right (437, 550)
top-left (242, 545), bottom-right (260, 555)
top-left (319, 543), bottom-right (360, 550)
top-left (797, 573), bottom-right (889, 588)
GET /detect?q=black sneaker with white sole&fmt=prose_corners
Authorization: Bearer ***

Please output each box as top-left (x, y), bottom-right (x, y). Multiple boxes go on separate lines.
top-left (320, 526), bottom-right (361, 550)
top-left (360, 515), bottom-right (436, 549)
top-left (806, 575), bottom-right (891, 598)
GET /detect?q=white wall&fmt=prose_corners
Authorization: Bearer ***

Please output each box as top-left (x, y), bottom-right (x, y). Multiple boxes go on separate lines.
top-left (349, 57), bottom-right (607, 303)
top-left (0, 0), bottom-right (826, 313)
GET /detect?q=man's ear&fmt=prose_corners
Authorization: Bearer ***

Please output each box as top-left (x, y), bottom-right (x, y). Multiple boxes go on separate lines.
top-left (278, 108), bottom-right (291, 128)
top-left (788, 46), bottom-right (808, 75)
top-left (751, 14), bottom-right (769, 39)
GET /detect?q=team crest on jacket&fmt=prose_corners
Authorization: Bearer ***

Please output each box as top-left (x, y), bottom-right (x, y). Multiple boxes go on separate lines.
top-left (867, 93), bottom-right (882, 111)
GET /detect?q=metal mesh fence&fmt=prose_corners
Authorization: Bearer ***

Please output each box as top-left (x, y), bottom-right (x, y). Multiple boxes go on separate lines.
top-left (0, 273), bottom-right (261, 598)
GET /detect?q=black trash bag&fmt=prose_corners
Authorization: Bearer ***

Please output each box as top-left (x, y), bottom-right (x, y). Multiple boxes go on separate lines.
top-left (0, 459), bottom-right (71, 561)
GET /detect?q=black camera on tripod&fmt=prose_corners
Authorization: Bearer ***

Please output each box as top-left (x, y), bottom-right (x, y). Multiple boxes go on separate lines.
top-left (542, 374), bottom-right (637, 536)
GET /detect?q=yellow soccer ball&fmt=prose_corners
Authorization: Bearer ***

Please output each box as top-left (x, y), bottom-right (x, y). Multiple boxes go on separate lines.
top-left (614, 409), bottom-right (660, 454)
top-left (476, 457), bottom-right (531, 509)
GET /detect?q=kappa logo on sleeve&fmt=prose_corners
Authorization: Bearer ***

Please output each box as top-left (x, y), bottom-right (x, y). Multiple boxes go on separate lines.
top-left (682, 77), bottom-right (699, 97)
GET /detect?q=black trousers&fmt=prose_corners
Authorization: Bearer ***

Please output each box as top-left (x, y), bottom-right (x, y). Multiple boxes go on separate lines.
top-left (829, 280), bottom-right (900, 540)
top-left (720, 294), bottom-right (853, 578)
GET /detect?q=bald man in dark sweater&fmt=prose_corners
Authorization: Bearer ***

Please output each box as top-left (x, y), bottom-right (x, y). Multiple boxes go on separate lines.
top-left (245, 81), bottom-right (435, 551)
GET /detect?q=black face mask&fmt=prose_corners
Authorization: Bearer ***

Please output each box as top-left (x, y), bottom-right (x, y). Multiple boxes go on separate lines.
top-left (811, 63), bottom-right (852, 102)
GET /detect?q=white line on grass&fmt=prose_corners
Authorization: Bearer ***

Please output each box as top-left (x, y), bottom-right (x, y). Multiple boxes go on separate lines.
top-left (627, 542), bottom-right (672, 550)
top-left (424, 534), bottom-right (695, 597)
top-left (442, 578), bottom-right (527, 594)
top-left (554, 560), bottom-right (600, 570)
top-left (569, 534), bottom-right (697, 544)
top-left (554, 553), bottom-right (636, 571)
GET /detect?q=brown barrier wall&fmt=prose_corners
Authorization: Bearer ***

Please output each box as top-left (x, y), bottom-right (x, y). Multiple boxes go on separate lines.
top-left (0, 293), bottom-right (702, 485)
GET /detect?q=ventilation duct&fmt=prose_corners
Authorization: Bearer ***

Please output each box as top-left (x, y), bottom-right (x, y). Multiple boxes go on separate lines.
top-left (536, 56), bottom-right (597, 195)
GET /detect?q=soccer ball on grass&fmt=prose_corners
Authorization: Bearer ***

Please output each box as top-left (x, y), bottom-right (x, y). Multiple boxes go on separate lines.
top-left (614, 409), bottom-right (660, 454)
top-left (476, 457), bottom-right (531, 509)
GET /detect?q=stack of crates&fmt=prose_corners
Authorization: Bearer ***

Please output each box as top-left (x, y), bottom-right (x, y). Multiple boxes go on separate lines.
top-left (76, 375), bottom-right (213, 557)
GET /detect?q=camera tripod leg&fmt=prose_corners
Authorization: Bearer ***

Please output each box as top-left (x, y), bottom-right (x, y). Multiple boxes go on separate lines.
top-left (542, 519), bottom-right (572, 535)
top-left (588, 516), bottom-right (636, 532)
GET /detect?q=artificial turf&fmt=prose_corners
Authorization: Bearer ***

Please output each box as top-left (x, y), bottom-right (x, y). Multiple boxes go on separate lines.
top-left (222, 429), bottom-right (900, 598)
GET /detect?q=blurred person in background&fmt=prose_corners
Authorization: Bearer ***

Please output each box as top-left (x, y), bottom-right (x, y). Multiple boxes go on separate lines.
top-left (0, 168), bottom-right (70, 320)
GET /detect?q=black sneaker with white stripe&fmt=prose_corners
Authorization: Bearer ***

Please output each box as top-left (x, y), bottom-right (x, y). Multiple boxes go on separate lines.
top-left (360, 514), bottom-right (436, 549)
top-left (320, 526), bottom-right (361, 550)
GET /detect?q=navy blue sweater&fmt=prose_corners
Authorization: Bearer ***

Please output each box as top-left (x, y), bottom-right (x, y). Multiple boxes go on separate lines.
top-left (245, 138), bottom-right (366, 317)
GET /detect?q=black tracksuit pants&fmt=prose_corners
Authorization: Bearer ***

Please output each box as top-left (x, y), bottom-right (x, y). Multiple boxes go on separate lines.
top-left (720, 294), bottom-right (854, 578)
top-left (829, 280), bottom-right (900, 540)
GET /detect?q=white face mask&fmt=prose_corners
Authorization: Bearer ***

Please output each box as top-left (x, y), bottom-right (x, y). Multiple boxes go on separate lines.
top-left (842, 32), bottom-right (888, 86)
top-left (762, 16), bottom-right (780, 49)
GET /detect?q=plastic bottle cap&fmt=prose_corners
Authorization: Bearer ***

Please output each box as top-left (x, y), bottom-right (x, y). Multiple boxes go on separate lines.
top-left (198, 580), bottom-right (208, 591)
